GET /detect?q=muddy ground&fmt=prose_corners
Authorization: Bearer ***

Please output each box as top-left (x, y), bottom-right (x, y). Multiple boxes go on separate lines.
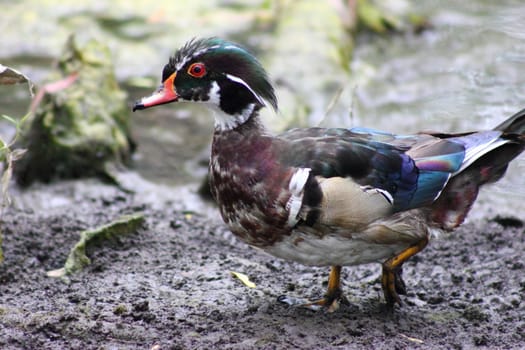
top-left (0, 176), bottom-right (524, 350)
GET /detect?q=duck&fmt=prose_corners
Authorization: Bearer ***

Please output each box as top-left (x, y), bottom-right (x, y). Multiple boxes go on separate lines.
top-left (134, 37), bottom-right (525, 311)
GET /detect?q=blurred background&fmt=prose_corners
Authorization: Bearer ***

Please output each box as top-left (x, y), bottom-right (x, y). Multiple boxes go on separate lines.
top-left (1, 0), bottom-right (524, 218)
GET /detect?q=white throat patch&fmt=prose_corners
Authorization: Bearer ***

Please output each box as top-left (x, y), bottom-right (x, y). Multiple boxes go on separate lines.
top-left (203, 81), bottom-right (257, 131)
top-left (213, 103), bottom-right (256, 131)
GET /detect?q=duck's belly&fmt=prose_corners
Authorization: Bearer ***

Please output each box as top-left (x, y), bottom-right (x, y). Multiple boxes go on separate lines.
top-left (264, 231), bottom-right (411, 267)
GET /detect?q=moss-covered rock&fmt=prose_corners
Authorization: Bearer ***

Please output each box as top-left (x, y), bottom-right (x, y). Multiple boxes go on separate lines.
top-left (14, 35), bottom-right (135, 186)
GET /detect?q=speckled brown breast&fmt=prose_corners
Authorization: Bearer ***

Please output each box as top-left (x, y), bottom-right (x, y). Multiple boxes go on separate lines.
top-left (209, 120), bottom-right (295, 247)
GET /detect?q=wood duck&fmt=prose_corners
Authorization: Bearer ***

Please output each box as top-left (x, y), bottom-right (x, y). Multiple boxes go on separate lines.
top-left (134, 37), bottom-right (525, 311)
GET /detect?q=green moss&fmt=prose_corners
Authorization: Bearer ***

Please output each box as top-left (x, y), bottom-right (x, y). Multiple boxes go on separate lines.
top-left (357, 0), bottom-right (399, 33)
top-left (14, 35), bottom-right (135, 186)
top-left (113, 304), bottom-right (128, 315)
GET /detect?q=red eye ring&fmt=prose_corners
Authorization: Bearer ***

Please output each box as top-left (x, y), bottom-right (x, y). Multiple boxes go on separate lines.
top-left (188, 62), bottom-right (207, 78)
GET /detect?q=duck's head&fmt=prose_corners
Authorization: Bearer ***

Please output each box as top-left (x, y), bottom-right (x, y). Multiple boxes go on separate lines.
top-left (133, 37), bottom-right (277, 130)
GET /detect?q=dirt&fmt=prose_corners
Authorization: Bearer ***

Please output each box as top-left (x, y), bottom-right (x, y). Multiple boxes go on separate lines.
top-left (0, 178), bottom-right (524, 350)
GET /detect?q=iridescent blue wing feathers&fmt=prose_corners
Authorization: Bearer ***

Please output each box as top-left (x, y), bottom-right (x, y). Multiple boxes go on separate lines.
top-left (278, 127), bottom-right (471, 213)
top-left (278, 117), bottom-right (525, 220)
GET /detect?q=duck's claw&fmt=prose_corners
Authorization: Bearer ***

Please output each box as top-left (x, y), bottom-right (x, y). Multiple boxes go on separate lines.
top-left (278, 288), bottom-right (349, 312)
top-left (278, 265), bottom-right (348, 312)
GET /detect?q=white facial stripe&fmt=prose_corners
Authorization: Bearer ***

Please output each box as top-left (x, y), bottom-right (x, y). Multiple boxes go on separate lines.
top-left (176, 55), bottom-right (190, 71)
top-left (175, 45), bottom-right (221, 71)
top-left (225, 73), bottom-right (265, 106)
top-left (207, 81), bottom-right (221, 105)
top-left (286, 168), bottom-right (311, 227)
top-left (224, 44), bottom-right (243, 51)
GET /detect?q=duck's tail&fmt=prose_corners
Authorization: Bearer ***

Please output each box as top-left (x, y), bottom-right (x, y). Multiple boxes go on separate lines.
top-left (430, 108), bottom-right (525, 230)
top-left (494, 107), bottom-right (525, 135)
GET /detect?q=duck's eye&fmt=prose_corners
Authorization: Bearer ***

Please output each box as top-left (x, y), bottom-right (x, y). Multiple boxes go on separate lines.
top-left (188, 63), bottom-right (207, 78)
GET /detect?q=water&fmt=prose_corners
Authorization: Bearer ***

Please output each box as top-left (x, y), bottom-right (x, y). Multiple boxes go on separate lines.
top-left (349, 1), bottom-right (525, 218)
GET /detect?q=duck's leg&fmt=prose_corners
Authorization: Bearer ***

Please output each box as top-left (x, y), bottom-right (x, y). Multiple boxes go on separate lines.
top-left (381, 236), bottom-right (429, 306)
top-left (278, 265), bottom-right (349, 312)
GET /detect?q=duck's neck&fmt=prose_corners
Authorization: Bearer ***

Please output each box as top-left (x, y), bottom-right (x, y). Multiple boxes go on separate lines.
top-left (211, 105), bottom-right (271, 166)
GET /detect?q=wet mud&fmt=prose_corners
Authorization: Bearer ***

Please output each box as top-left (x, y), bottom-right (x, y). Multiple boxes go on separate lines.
top-left (0, 179), bottom-right (524, 349)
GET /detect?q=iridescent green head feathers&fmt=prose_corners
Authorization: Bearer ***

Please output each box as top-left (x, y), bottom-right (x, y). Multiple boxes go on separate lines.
top-left (134, 37), bottom-right (277, 127)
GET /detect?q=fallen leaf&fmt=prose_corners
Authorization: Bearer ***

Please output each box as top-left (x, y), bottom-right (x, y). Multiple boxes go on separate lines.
top-left (400, 333), bottom-right (424, 344)
top-left (47, 213), bottom-right (145, 278)
top-left (46, 267), bottom-right (66, 278)
top-left (0, 64), bottom-right (34, 96)
top-left (230, 271), bottom-right (256, 288)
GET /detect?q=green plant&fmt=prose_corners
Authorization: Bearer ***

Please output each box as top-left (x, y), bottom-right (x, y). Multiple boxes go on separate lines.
top-left (0, 64), bottom-right (34, 263)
